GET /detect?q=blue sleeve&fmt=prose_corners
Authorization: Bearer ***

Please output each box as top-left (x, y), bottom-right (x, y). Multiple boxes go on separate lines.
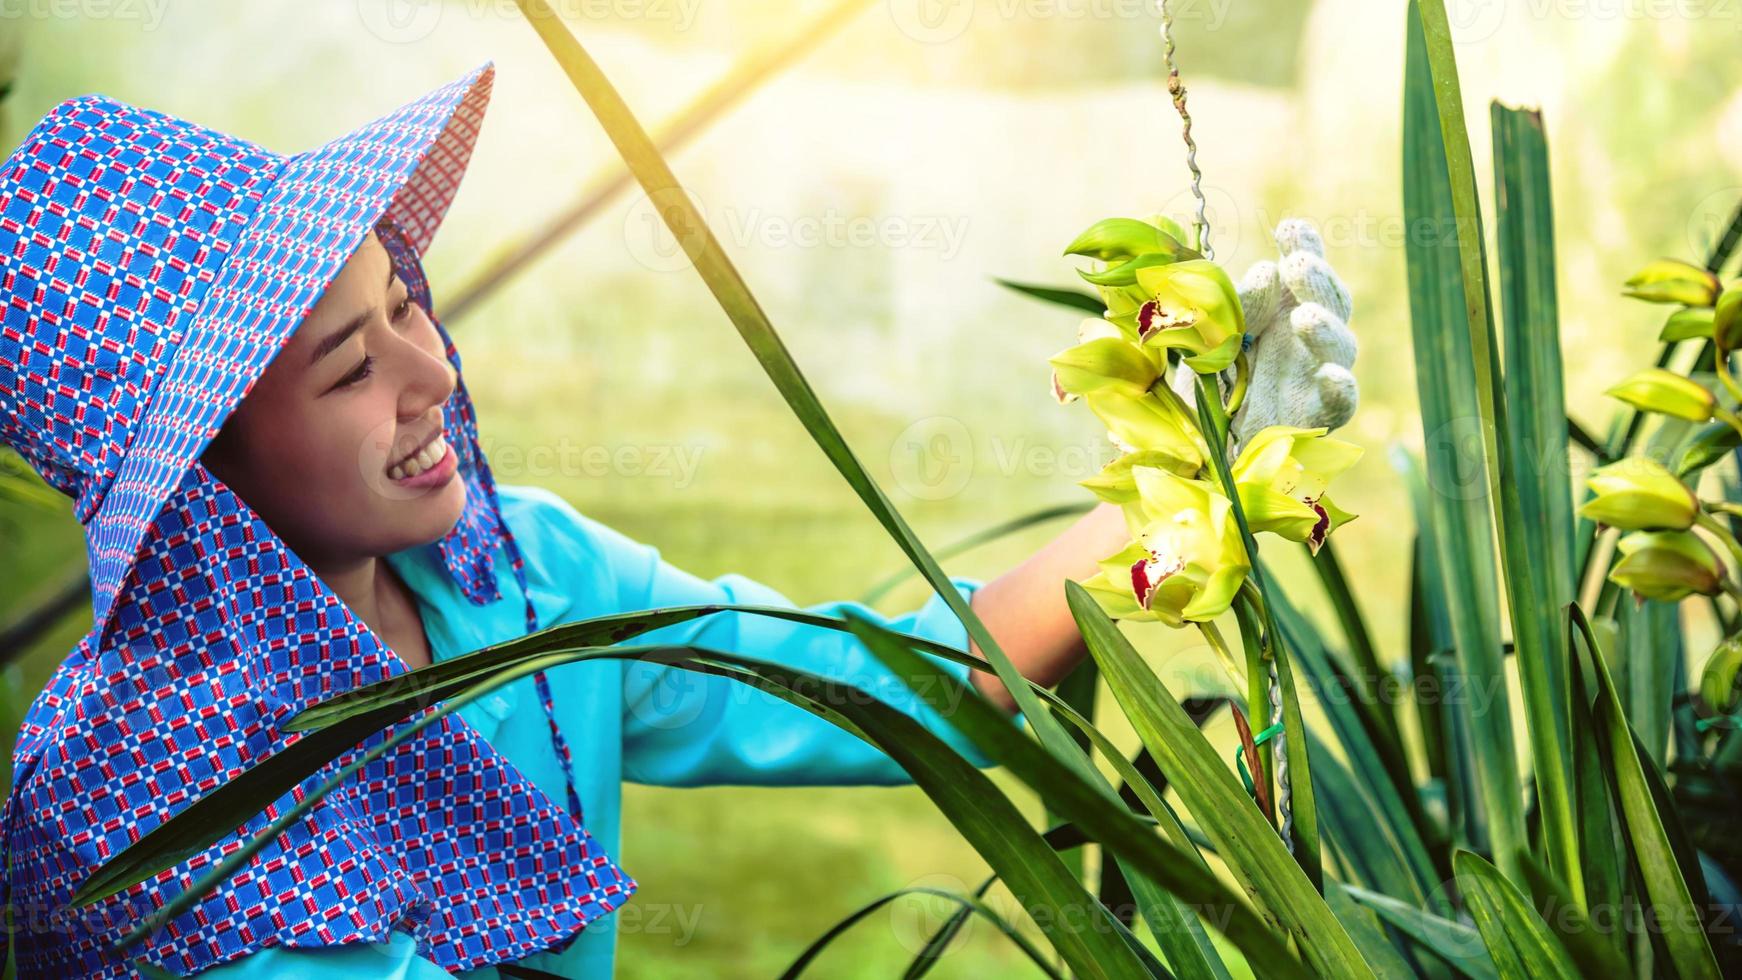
top-left (550, 504), bottom-right (1027, 787)
top-left (191, 933), bottom-right (464, 979)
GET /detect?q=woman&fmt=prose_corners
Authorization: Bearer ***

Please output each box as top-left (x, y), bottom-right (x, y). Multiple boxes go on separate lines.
top-left (0, 62), bottom-right (1355, 977)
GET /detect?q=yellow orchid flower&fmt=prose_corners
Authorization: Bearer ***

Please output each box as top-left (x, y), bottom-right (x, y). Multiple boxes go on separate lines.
top-left (1230, 425), bottom-right (1363, 553)
top-left (1079, 465), bottom-right (1249, 626)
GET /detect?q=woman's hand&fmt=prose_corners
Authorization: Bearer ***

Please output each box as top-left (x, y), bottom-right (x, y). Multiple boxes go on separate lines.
top-left (965, 500), bottom-right (1129, 714)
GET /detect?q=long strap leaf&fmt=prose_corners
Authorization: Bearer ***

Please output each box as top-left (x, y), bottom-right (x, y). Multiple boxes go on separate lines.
top-left (508, 0), bottom-right (1096, 781)
top-left (1570, 605), bottom-right (1722, 977)
top-left (840, 604), bottom-right (1316, 978)
top-left (1401, 0), bottom-right (1525, 881)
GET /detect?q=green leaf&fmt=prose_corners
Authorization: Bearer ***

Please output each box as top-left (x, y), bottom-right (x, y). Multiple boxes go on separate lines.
top-left (992, 278), bottom-right (1108, 316)
top-left (1571, 605), bottom-right (1723, 977)
top-left (1344, 885), bottom-right (1499, 980)
top-left (1517, 853), bottom-right (1631, 978)
top-left (1324, 880), bottom-right (1419, 979)
top-left (1055, 581), bottom-right (1371, 977)
top-left (1700, 636), bottom-right (1742, 714)
top-left (1454, 850), bottom-right (1581, 979)
top-left (841, 608), bottom-right (1302, 976)
top-left (856, 501), bottom-right (1093, 603)
top-left (1567, 647), bottom-right (1625, 959)
top-left (1402, 0), bottom-right (1526, 882)
top-left (1490, 98), bottom-right (1583, 906)
top-left (1675, 421), bottom-right (1742, 478)
top-left (511, 0), bottom-right (1100, 783)
top-left (1267, 585), bottom-right (1443, 909)
top-left (1193, 376), bottom-right (1323, 889)
top-left (781, 880), bottom-right (1067, 978)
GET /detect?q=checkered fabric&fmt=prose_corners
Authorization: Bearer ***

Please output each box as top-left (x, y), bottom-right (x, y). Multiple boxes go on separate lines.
top-left (0, 63), bottom-right (635, 976)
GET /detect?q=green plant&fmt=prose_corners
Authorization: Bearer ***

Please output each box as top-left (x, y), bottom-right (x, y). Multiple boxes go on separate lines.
top-left (72, 0), bottom-right (1742, 976)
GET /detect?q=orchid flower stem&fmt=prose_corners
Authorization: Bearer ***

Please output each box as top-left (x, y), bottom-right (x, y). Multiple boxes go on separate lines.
top-left (1704, 499), bottom-right (1742, 519)
top-left (1716, 406), bottom-right (1742, 439)
top-left (1717, 346), bottom-right (1742, 407)
top-left (1197, 619), bottom-right (1248, 692)
top-left (1724, 579), bottom-right (1742, 607)
top-left (1226, 351), bottom-right (1251, 417)
top-left (1696, 511), bottom-right (1742, 572)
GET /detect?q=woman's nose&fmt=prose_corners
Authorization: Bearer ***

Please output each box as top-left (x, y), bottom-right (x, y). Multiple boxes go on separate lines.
top-left (394, 316), bottom-right (457, 418)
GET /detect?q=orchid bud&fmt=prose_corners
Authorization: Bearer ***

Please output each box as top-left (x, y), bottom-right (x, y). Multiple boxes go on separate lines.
top-left (1715, 283), bottom-right (1742, 351)
top-left (1063, 216), bottom-right (1191, 263)
top-left (1677, 421), bottom-right (1742, 478)
top-left (1604, 368), bottom-right (1716, 423)
top-left (1133, 259), bottom-right (1245, 374)
top-left (1659, 307), bottom-right (1714, 343)
top-left (1578, 457), bottom-right (1699, 531)
top-left (1229, 425), bottom-right (1364, 553)
top-left (1608, 530), bottom-right (1724, 602)
top-left (1699, 635), bottom-right (1742, 716)
top-left (1622, 259), bottom-right (1721, 307)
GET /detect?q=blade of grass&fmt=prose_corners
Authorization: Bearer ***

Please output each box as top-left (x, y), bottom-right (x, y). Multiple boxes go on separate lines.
top-left (508, 0), bottom-right (1095, 781)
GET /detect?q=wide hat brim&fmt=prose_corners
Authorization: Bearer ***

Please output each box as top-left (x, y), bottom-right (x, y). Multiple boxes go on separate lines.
top-left (80, 61), bottom-right (496, 627)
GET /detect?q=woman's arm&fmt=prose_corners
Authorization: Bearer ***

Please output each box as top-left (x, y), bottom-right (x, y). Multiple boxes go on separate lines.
top-left (966, 501), bottom-right (1130, 713)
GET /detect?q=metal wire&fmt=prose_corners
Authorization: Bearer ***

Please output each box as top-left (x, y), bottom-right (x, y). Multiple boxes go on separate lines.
top-left (1269, 661), bottom-right (1294, 853)
top-left (1158, 0), bottom-right (1211, 260)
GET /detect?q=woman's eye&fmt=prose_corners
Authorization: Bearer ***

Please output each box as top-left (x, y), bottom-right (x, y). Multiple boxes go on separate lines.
top-left (334, 354), bottom-right (375, 390)
top-left (393, 297), bottom-right (414, 322)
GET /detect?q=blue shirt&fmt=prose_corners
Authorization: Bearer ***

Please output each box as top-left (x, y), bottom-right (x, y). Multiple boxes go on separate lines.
top-left (197, 484), bottom-right (1019, 978)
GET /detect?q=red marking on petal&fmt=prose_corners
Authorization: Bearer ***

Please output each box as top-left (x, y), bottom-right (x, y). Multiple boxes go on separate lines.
top-left (1137, 300), bottom-right (1159, 341)
top-left (1306, 498), bottom-right (1330, 554)
top-left (1130, 557), bottom-right (1156, 610)
top-left (1051, 370), bottom-right (1075, 404)
top-left (1130, 552), bottom-right (1183, 610)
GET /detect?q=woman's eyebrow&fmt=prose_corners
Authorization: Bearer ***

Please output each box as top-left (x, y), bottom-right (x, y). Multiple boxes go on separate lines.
top-left (308, 265), bottom-right (396, 366)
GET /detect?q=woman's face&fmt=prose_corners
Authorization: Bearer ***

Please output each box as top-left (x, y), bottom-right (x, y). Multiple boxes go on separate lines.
top-left (204, 230), bottom-right (466, 568)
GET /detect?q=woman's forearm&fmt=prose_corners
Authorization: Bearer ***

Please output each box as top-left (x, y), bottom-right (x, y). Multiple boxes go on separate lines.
top-left (965, 501), bottom-right (1130, 713)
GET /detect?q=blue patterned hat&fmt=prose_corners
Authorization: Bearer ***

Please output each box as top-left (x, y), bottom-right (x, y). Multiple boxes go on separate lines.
top-left (0, 62), bottom-right (635, 976)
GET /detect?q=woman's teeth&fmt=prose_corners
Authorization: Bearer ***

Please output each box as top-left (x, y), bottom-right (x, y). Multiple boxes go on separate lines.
top-left (389, 435), bottom-right (449, 480)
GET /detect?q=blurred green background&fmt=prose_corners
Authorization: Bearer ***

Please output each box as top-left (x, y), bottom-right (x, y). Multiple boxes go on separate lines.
top-left (3, 0), bottom-right (1741, 975)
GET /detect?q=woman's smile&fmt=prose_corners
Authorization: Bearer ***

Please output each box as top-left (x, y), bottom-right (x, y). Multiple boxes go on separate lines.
top-left (390, 432), bottom-right (457, 488)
